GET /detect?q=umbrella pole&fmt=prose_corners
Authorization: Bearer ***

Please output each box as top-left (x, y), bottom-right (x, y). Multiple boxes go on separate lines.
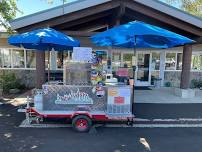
top-left (48, 51), bottom-right (50, 84)
top-left (132, 36), bottom-right (137, 115)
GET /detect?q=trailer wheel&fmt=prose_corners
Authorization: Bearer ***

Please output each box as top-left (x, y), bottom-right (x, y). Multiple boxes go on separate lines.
top-left (72, 115), bottom-right (92, 132)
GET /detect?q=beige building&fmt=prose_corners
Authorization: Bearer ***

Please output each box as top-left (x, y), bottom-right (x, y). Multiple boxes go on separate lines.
top-left (0, 0), bottom-right (202, 88)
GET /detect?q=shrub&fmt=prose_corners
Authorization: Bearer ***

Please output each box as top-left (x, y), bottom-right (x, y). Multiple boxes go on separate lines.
top-left (164, 81), bottom-right (172, 87)
top-left (0, 72), bottom-right (25, 93)
top-left (190, 79), bottom-right (202, 88)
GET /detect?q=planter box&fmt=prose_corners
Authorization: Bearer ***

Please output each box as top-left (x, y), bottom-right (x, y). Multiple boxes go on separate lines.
top-left (174, 88), bottom-right (195, 98)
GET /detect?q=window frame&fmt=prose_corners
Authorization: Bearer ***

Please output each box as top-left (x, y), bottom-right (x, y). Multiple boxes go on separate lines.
top-left (164, 51), bottom-right (202, 72)
top-left (12, 48), bottom-right (26, 68)
top-left (56, 51), bottom-right (72, 70)
top-left (0, 48), bottom-right (36, 70)
top-left (150, 51), bottom-right (160, 71)
top-left (165, 52), bottom-right (178, 71)
top-left (191, 52), bottom-right (202, 72)
top-left (1, 48), bottom-right (202, 73)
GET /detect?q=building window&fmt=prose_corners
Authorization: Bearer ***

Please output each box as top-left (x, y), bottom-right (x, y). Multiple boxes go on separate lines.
top-left (151, 52), bottom-right (160, 70)
top-left (57, 51), bottom-right (69, 69)
top-left (192, 54), bottom-right (202, 70)
top-left (45, 52), bottom-right (49, 69)
top-left (176, 53), bottom-right (183, 70)
top-left (112, 52), bottom-right (121, 71)
top-left (96, 50), bottom-right (107, 65)
top-left (26, 50), bottom-right (36, 68)
top-left (1, 49), bottom-right (12, 68)
top-left (151, 71), bottom-right (160, 85)
top-left (12, 49), bottom-right (25, 68)
top-left (123, 53), bottom-right (133, 68)
top-left (165, 53), bottom-right (176, 70)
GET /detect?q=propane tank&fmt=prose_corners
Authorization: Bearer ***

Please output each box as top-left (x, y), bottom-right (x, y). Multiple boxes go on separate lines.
top-left (34, 91), bottom-right (43, 110)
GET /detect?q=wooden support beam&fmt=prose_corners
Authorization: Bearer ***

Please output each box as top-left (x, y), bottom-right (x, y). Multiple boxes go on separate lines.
top-left (180, 44), bottom-right (192, 89)
top-left (109, 1), bottom-right (126, 27)
top-left (83, 24), bottom-right (108, 32)
top-left (61, 30), bottom-right (99, 37)
top-left (17, 1), bottom-right (120, 33)
top-left (195, 36), bottom-right (202, 43)
top-left (54, 11), bottom-right (112, 30)
top-left (125, 1), bottom-right (202, 37)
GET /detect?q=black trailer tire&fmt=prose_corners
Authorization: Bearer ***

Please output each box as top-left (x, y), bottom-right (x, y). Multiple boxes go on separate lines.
top-left (72, 115), bottom-right (92, 132)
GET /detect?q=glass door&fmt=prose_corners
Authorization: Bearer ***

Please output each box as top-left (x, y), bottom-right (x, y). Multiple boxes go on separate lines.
top-left (135, 52), bottom-right (151, 86)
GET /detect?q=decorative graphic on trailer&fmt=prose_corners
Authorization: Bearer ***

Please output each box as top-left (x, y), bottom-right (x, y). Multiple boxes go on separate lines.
top-left (42, 85), bottom-right (107, 111)
top-left (55, 89), bottom-right (93, 105)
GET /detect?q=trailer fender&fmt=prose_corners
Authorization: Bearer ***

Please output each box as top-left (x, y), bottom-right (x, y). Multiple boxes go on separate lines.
top-left (71, 112), bottom-right (92, 119)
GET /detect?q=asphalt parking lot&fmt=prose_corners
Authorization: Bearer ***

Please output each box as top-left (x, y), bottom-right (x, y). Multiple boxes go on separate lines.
top-left (1, 102), bottom-right (202, 152)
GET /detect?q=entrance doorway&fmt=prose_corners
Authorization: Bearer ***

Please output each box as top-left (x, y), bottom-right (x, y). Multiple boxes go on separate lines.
top-left (135, 52), bottom-right (151, 86)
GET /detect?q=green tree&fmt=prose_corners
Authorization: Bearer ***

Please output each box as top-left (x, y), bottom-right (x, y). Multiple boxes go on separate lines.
top-left (0, 0), bottom-right (19, 32)
top-left (166, 0), bottom-right (202, 17)
top-left (0, 0), bottom-right (67, 32)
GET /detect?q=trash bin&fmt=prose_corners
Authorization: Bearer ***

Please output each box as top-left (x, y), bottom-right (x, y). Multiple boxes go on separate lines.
top-left (154, 78), bottom-right (162, 88)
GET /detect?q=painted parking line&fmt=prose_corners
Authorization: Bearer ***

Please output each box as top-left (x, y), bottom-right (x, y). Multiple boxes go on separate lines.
top-left (19, 120), bottom-right (202, 128)
top-left (136, 118), bottom-right (202, 122)
top-left (153, 118), bottom-right (202, 122)
top-left (105, 124), bottom-right (202, 128)
top-left (19, 120), bottom-right (70, 128)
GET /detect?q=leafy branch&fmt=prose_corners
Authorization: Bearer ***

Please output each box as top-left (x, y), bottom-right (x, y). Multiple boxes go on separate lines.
top-left (166, 0), bottom-right (202, 17)
top-left (0, 0), bottom-right (68, 32)
top-left (0, 0), bottom-right (21, 33)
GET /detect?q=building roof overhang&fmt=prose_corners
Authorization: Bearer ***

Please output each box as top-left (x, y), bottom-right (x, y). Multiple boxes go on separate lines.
top-left (10, 0), bottom-right (112, 30)
top-left (9, 0), bottom-right (202, 42)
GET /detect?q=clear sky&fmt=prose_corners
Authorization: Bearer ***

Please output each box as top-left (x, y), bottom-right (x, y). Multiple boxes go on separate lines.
top-left (16, 0), bottom-right (77, 18)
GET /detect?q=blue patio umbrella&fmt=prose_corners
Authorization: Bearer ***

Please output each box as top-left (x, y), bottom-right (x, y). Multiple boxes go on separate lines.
top-left (91, 20), bottom-right (194, 83)
top-left (91, 21), bottom-right (193, 48)
top-left (91, 21), bottom-right (194, 108)
top-left (8, 28), bottom-right (80, 51)
top-left (8, 28), bottom-right (80, 82)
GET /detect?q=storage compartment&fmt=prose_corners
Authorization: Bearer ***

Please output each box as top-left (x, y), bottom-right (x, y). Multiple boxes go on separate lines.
top-left (63, 62), bottom-right (91, 85)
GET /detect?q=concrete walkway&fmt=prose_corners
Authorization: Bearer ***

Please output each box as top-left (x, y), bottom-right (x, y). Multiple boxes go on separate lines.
top-left (2, 90), bottom-right (32, 106)
top-left (134, 87), bottom-right (202, 103)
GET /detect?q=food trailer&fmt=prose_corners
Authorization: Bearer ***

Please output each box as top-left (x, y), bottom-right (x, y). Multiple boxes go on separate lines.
top-left (13, 22), bottom-right (193, 132)
top-left (24, 47), bottom-right (134, 132)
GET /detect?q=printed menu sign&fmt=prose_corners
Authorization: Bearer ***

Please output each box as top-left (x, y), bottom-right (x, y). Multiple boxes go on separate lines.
top-left (72, 47), bottom-right (92, 62)
top-left (108, 87), bottom-right (131, 105)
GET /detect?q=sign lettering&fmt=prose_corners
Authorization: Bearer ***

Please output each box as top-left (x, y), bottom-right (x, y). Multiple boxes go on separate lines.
top-left (55, 89), bottom-right (93, 104)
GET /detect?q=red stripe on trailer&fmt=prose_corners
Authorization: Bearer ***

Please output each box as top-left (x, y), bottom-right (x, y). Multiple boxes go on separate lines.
top-left (42, 114), bottom-right (72, 118)
top-left (92, 115), bottom-right (108, 121)
top-left (27, 108), bottom-right (133, 121)
top-left (28, 108), bottom-right (107, 120)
